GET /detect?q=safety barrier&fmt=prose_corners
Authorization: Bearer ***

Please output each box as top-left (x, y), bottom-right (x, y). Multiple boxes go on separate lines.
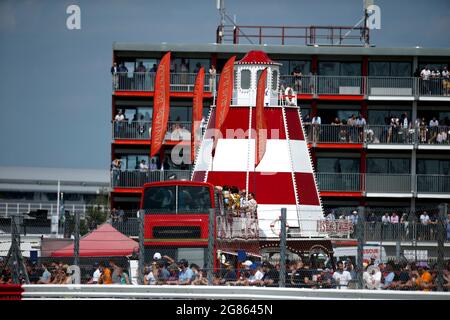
top-left (21, 284), bottom-right (450, 300)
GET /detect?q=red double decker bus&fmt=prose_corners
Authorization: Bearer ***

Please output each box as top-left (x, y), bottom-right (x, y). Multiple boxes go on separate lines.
top-left (140, 180), bottom-right (260, 269)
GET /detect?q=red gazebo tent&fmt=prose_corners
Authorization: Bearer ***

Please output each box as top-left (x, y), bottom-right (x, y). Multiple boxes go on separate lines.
top-left (51, 224), bottom-right (138, 257)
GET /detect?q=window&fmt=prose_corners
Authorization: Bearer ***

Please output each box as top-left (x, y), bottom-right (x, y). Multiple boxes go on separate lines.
top-left (366, 158), bottom-right (410, 174)
top-left (369, 62), bottom-right (412, 77)
top-left (368, 110), bottom-right (411, 125)
top-left (317, 158), bottom-right (360, 173)
top-left (417, 159), bottom-right (450, 175)
top-left (319, 62), bottom-right (361, 76)
top-left (274, 60), bottom-right (311, 75)
top-left (143, 185), bottom-right (211, 213)
top-left (189, 59), bottom-right (210, 73)
top-left (272, 70), bottom-right (278, 90)
top-left (121, 155), bottom-right (150, 170)
top-left (169, 106), bottom-right (191, 122)
top-left (240, 69), bottom-right (251, 89)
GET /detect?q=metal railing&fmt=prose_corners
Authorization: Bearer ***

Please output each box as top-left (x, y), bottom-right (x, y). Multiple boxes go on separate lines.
top-left (365, 125), bottom-right (416, 144)
top-left (419, 78), bottom-right (450, 97)
top-left (417, 125), bottom-right (450, 145)
top-left (417, 175), bottom-right (450, 194)
top-left (279, 75), bottom-right (315, 94)
top-left (367, 77), bottom-right (415, 96)
top-left (0, 203), bottom-right (107, 218)
top-left (111, 170), bottom-right (191, 188)
top-left (164, 121), bottom-right (191, 141)
top-left (316, 173), bottom-right (362, 192)
top-left (316, 76), bottom-right (363, 95)
top-left (365, 174), bottom-right (412, 193)
top-left (112, 121), bottom-right (192, 141)
top-left (304, 124), bottom-right (364, 144)
top-left (112, 72), bottom-right (216, 92)
top-left (316, 173), bottom-right (450, 195)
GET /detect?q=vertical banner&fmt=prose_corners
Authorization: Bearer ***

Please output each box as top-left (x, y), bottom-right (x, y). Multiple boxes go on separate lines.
top-left (150, 52), bottom-right (171, 157)
top-left (255, 68), bottom-right (268, 167)
top-left (191, 67), bottom-right (205, 164)
top-left (212, 56), bottom-right (236, 156)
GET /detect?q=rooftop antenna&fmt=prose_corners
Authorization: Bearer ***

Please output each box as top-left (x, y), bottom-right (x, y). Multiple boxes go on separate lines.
top-left (336, 0), bottom-right (376, 47)
top-left (216, 0), bottom-right (254, 44)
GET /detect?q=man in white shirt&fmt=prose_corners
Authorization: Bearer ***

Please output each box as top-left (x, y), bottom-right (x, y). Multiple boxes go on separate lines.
top-left (381, 213), bottom-right (391, 240)
top-left (420, 66), bottom-right (431, 94)
top-left (429, 117), bottom-right (439, 127)
top-left (420, 211), bottom-right (430, 225)
top-left (332, 261), bottom-right (352, 289)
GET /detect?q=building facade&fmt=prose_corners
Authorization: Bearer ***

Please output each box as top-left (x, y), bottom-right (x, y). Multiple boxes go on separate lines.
top-left (110, 43), bottom-right (450, 219)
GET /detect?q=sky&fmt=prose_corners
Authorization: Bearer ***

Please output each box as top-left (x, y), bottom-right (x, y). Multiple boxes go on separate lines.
top-left (0, 0), bottom-right (449, 170)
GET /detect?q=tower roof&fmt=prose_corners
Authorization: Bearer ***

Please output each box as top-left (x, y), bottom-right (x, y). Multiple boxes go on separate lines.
top-left (236, 50), bottom-right (281, 65)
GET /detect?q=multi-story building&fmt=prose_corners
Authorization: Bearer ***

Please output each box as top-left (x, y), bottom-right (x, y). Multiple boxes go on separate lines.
top-left (110, 42), bottom-right (450, 220)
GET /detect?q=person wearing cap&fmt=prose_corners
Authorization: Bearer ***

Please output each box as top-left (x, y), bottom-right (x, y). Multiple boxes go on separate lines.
top-left (177, 259), bottom-right (194, 285)
top-left (247, 262), bottom-right (265, 286)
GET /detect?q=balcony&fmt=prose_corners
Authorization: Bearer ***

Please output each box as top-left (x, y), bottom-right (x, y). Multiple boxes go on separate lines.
top-left (111, 170), bottom-right (191, 188)
top-left (113, 74), bottom-right (450, 99)
top-left (317, 173), bottom-right (450, 197)
top-left (316, 173), bottom-right (362, 192)
top-left (303, 124), bottom-right (449, 148)
top-left (112, 121), bottom-right (192, 141)
top-left (112, 72), bottom-right (216, 92)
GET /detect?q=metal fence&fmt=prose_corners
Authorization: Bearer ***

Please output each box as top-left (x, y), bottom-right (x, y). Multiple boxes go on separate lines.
top-left (113, 72), bottom-right (216, 92)
top-left (316, 173), bottom-right (362, 192)
top-left (0, 203), bottom-right (107, 219)
top-left (113, 73), bottom-right (450, 98)
top-left (1, 205), bottom-right (449, 291)
top-left (111, 169), bottom-right (191, 188)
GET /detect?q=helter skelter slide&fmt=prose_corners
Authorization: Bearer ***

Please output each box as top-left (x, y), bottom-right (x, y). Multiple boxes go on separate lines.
top-left (192, 51), bottom-right (324, 239)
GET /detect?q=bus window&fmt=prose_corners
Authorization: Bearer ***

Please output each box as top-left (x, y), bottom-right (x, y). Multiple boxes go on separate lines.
top-left (178, 186), bottom-right (211, 213)
top-left (143, 186), bottom-right (176, 213)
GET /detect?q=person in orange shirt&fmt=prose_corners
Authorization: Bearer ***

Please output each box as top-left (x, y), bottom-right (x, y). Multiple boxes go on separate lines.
top-left (415, 267), bottom-right (433, 291)
top-left (97, 262), bottom-right (112, 284)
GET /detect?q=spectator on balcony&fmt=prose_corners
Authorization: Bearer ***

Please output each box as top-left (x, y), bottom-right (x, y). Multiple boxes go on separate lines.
top-left (134, 62), bottom-right (147, 90)
top-left (118, 207), bottom-right (125, 223)
top-left (139, 159), bottom-right (149, 172)
top-left (399, 113), bottom-right (412, 143)
top-left (418, 117), bottom-right (427, 143)
top-left (117, 63), bottom-right (128, 89)
top-left (436, 128), bottom-right (448, 144)
top-left (194, 62), bottom-right (202, 74)
top-left (400, 213), bottom-right (409, 240)
top-left (420, 65), bottom-right (431, 94)
top-left (110, 207), bottom-right (119, 223)
top-left (150, 63), bottom-right (157, 74)
top-left (311, 115), bottom-right (321, 143)
top-left (209, 64), bottom-right (217, 94)
top-left (347, 115), bottom-right (358, 143)
top-left (356, 115), bottom-right (366, 142)
top-left (292, 68), bottom-right (303, 93)
top-left (419, 211), bottom-right (431, 241)
top-left (391, 212), bottom-right (400, 239)
top-left (149, 158), bottom-right (158, 171)
top-left (381, 213), bottom-right (391, 239)
top-left (429, 117), bottom-right (440, 143)
top-left (111, 62), bottom-right (119, 89)
top-left (180, 58), bottom-right (189, 84)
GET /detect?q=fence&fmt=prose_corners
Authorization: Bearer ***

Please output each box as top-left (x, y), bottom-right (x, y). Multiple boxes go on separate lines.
top-left (111, 170), bottom-right (191, 188)
top-left (113, 72), bottom-right (216, 92)
top-left (1, 205), bottom-right (449, 292)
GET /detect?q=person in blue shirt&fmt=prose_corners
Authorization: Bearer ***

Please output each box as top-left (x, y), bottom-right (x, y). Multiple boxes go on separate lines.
top-left (177, 259), bottom-right (194, 285)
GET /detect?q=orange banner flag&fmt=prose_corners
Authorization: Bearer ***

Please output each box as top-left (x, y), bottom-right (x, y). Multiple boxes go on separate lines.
top-left (150, 52), bottom-right (171, 157)
top-left (255, 68), bottom-right (268, 167)
top-left (191, 67), bottom-right (205, 163)
top-left (212, 56), bottom-right (236, 156)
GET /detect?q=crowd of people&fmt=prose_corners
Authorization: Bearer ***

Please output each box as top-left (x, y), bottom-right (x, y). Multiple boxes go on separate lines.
top-left (417, 65), bottom-right (450, 95)
top-left (302, 113), bottom-right (450, 145)
top-left (214, 186), bottom-right (259, 239)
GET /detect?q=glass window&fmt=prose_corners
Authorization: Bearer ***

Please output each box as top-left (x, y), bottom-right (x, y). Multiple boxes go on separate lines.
top-left (143, 186), bottom-right (176, 213)
top-left (340, 62), bottom-right (361, 76)
top-left (367, 158), bottom-right (410, 174)
top-left (368, 110), bottom-right (411, 125)
top-left (189, 59), bottom-right (210, 73)
top-left (241, 69), bottom-right (251, 89)
top-left (122, 155), bottom-right (150, 170)
top-left (276, 60), bottom-right (290, 75)
top-left (319, 62), bottom-right (339, 76)
top-left (369, 62), bottom-right (390, 76)
top-left (417, 159), bottom-right (450, 175)
top-left (143, 185), bottom-right (211, 213)
top-left (390, 62), bottom-right (411, 77)
top-left (271, 70), bottom-right (278, 90)
top-left (290, 61), bottom-right (311, 74)
top-left (317, 158), bottom-right (360, 173)
top-left (136, 59), bottom-right (158, 72)
top-left (169, 106), bottom-right (191, 122)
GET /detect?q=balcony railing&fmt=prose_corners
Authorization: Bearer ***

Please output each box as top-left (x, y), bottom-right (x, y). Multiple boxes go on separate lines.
top-left (316, 173), bottom-right (362, 192)
top-left (113, 73), bottom-right (450, 98)
top-left (112, 72), bottom-right (216, 92)
top-left (317, 173), bottom-right (450, 195)
top-left (111, 170), bottom-right (191, 188)
top-left (416, 175), bottom-right (450, 194)
top-left (303, 124), bottom-right (449, 146)
top-left (112, 121), bottom-right (191, 141)
top-left (0, 202), bottom-right (107, 218)
top-left (304, 124), bottom-right (364, 144)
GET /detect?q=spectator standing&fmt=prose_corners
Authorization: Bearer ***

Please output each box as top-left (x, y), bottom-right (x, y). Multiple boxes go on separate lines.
top-left (111, 62), bottom-right (119, 89)
top-left (88, 262), bottom-right (101, 284)
top-left (332, 261), bottom-right (352, 289)
top-left (209, 65), bottom-right (217, 94)
top-left (292, 68), bottom-right (303, 92)
top-left (177, 259), bottom-right (194, 285)
top-left (97, 262), bottom-right (112, 284)
top-left (391, 213), bottom-right (399, 239)
top-left (311, 115), bottom-right (321, 143)
top-left (420, 65), bottom-right (431, 94)
top-left (109, 260), bottom-right (121, 284)
top-left (381, 213), bottom-right (391, 240)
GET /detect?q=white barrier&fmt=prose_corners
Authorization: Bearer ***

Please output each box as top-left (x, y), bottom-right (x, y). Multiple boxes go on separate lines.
top-left (22, 285), bottom-right (450, 300)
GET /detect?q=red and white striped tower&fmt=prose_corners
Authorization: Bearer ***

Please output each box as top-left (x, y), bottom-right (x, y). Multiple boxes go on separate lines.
top-left (192, 51), bottom-right (323, 238)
